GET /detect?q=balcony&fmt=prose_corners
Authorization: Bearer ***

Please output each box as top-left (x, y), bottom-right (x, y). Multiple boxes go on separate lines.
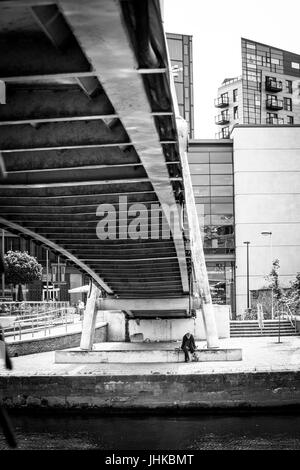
top-left (214, 96), bottom-right (229, 108)
top-left (265, 78), bottom-right (283, 92)
top-left (266, 98), bottom-right (283, 110)
top-left (215, 113), bottom-right (230, 125)
top-left (215, 129), bottom-right (230, 139)
top-left (266, 117), bottom-right (284, 125)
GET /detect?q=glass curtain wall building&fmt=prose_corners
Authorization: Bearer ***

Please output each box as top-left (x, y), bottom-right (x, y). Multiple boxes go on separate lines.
top-left (188, 140), bottom-right (236, 315)
top-left (242, 38), bottom-right (300, 125)
top-left (166, 32), bottom-right (194, 138)
top-left (215, 38), bottom-right (300, 138)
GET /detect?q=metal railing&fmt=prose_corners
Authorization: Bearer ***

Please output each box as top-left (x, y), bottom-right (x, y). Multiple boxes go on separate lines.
top-left (266, 98), bottom-right (283, 110)
top-left (266, 116), bottom-right (284, 125)
top-left (0, 301), bottom-right (80, 341)
top-left (0, 301), bottom-right (69, 316)
top-left (283, 304), bottom-right (297, 332)
top-left (3, 307), bottom-right (77, 340)
top-left (214, 96), bottom-right (229, 107)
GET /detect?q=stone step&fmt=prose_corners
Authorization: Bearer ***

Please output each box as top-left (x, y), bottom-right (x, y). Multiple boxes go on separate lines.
top-left (230, 327), bottom-right (295, 331)
top-left (230, 322), bottom-right (292, 327)
top-left (230, 333), bottom-right (297, 337)
top-left (55, 344), bottom-right (242, 363)
top-left (230, 325), bottom-right (295, 331)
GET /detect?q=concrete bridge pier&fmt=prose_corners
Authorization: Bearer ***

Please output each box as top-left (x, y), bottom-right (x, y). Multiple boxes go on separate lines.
top-left (200, 303), bottom-right (220, 349)
top-left (80, 282), bottom-right (100, 351)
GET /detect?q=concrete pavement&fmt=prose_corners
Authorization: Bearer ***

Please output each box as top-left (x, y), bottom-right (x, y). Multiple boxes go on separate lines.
top-left (0, 336), bottom-right (299, 377)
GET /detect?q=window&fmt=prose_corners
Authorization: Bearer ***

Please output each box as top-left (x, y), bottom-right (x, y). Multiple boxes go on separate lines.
top-left (211, 175), bottom-right (233, 185)
top-left (60, 265), bottom-right (66, 283)
top-left (246, 53), bottom-right (257, 63)
top-left (233, 106), bottom-right (239, 120)
top-left (271, 57), bottom-right (280, 65)
top-left (246, 71), bottom-right (259, 81)
top-left (188, 153), bottom-right (209, 163)
top-left (211, 204), bottom-right (233, 215)
top-left (193, 186), bottom-right (209, 197)
top-left (210, 164), bottom-right (232, 175)
top-left (283, 97), bottom-right (292, 111)
top-left (211, 186), bottom-right (233, 197)
top-left (189, 164), bottom-right (209, 174)
top-left (210, 152), bottom-right (232, 163)
top-left (267, 94), bottom-right (277, 103)
top-left (221, 127), bottom-right (229, 139)
top-left (221, 110), bottom-right (229, 120)
top-left (287, 116), bottom-right (294, 124)
top-left (286, 80), bottom-right (293, 94)
top-left (262, 56), bottom-right (271, 67)
top-left (291, 62), bottom-right (300, 69)
top-left (246, 43), bottom-right (255, 50)
top-left (191, 175), bottom-right (209, 185)
top-left (51, 265), bottom-right (57, 282)
top-left (233, 89), bottom-right (238, 102)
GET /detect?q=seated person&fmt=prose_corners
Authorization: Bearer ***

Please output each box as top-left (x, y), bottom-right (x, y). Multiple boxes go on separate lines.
top-left (181, 332), bottom-right (196, 362)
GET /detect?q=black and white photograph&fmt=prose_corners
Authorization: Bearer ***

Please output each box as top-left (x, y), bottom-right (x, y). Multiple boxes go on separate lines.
top-left (0, 0), bottom-right (300, 457)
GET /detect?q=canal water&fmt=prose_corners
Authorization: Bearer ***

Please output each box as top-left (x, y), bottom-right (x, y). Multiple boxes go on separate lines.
top-left (1, 412), bottom-right (300, 450)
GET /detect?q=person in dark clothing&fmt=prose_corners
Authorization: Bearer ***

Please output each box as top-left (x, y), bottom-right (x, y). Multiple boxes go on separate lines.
top-left (181, 332), bottom-right (196, 362)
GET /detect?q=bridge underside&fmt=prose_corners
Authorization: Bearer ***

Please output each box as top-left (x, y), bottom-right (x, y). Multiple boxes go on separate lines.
top-left (0, 0), bottom-right (192, 318)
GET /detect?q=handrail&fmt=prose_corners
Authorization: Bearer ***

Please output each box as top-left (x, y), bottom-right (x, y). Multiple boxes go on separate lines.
top-left (0, 301), bottom-right (69, 316)
top-left (285, 304), bottom-right (297, 332)
top-left (3, 306), bottom-right (77, 340)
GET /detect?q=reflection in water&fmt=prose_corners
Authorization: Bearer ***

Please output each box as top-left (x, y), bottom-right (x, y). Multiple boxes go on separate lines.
top-left (1, 413), bottom-right (300, 450)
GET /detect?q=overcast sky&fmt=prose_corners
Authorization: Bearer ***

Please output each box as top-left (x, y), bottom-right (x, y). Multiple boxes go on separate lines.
top-left (163, 0), bottom-right (300, 138)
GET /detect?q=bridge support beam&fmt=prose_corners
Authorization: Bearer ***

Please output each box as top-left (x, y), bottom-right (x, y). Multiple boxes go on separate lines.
top-left (80, 281), bottom-right (100, 351)
top-left (97, 297), bottom-right (201, 312)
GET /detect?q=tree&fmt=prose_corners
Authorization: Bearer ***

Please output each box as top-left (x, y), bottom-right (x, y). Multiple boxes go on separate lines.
top-left (267, 259), bottom-right (283, 315)
top-left (289, 273), bottom-right (300, 314)
top-left (3, 250), bottom-right (43, 301)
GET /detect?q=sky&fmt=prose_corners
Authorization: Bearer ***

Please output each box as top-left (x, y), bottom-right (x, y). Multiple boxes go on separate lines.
top-left (163, 0), bottom-right (300, 138)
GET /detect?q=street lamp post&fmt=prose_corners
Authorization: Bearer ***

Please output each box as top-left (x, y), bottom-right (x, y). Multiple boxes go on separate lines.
top-left (261, 231), bottom-right (273, 319)
top-left (243, 241), bottom-right (250, 312)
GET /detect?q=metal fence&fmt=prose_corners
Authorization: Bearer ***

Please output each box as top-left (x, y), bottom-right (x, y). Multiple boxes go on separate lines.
top-left (0, 301), bottom-right (80, 340)
top-left (0, 301), bottom-right (69, 316)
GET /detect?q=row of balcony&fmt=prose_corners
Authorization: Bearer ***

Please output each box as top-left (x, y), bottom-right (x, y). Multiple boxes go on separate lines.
top-left (266, 117), bottom-right (284, 125)
top-left (214, 96), bottom-right (229, 108)
top-left (215, 99), bottom-right (284, 125)
top-left (215, 113), bottom-right (230, 125)
top-left (266, 98), bottom-right (283, 110)
top-left (215, 129), bottom-right (230, 139)
top-left (215, 78), bottom-right (284, 109)
top-left (265, 77), bottom-right (282, 93)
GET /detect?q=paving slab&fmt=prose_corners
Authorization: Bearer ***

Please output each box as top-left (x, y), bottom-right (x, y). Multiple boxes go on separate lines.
top-left (0, 336), bottom-right (299, 377)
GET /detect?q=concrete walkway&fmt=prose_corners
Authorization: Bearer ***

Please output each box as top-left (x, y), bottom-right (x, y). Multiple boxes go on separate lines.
top-left (0, 336), bottom-right (299, 376)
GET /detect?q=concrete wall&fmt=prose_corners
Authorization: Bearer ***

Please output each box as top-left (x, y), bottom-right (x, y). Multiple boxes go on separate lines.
top-left (1, 371), bottom-right (300, 410)
top-left (98, 305), bottom-right (230, 342)
top-left (96, 311), bottom-right (126, 341)
top-left (232, 126), bottom-right (300, 315)
top-left (7, 323), bottom-right (108, 356)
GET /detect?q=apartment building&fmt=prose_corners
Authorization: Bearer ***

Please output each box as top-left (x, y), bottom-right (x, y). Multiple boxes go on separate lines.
top-left (215, 38), bottom-right (300, 138)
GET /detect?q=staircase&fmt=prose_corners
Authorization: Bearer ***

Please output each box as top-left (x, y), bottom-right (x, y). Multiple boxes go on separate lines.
top-left (230, 319), bottom-right (298, 337)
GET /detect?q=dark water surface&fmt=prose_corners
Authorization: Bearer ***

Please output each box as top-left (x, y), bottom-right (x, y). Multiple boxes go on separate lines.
top-left (1, 412), bottom-right (300, 450)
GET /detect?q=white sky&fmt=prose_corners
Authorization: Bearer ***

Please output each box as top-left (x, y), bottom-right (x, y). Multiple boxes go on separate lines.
top-left (163, 0), bottom-right (300, 138)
